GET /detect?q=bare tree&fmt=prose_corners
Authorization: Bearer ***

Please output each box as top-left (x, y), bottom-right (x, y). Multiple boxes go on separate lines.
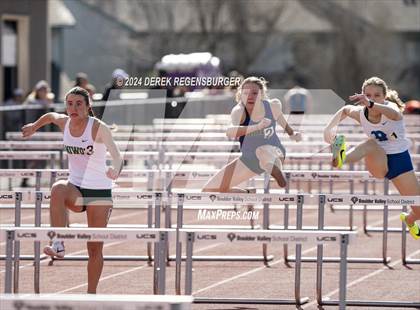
top-left (226, 0), bottom-right (285, 74)
top-left (298, 0), bottom-right (394, 97)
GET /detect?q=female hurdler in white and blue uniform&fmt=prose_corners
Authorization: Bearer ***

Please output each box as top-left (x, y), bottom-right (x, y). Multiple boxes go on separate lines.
top-left (203, 76), bottom-right (302, 193)
top-left (324, 76), bottom-right (420, 240)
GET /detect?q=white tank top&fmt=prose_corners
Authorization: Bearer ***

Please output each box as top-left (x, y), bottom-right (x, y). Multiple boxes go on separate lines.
top-left (359, 103), bottom-right (411, 154)
top-left (63, 117), bottom-right (112, 189)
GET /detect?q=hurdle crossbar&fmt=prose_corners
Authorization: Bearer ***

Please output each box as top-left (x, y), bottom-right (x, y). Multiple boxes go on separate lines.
top-left (177, 229), bottom-right (355, 309)
top-left (0, 294), bottom-right (193, 310)
top-left (1, 227), bottom-right (174, 295)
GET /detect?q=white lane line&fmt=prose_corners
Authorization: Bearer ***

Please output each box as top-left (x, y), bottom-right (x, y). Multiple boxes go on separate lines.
top-left (0, 241), bottom-right (124, 274)
top-left (55, 265), bottom-right (151, 294)
top-left (301, 248), bottom-right (420, 309)
top-left (55, 242), bottom-right (222, 294)
top-left (192, 245), bottom-right (318, 295)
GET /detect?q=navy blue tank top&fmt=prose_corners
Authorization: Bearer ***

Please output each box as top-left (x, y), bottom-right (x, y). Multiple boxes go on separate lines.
top-left (239, 100), bottom-right (282, 154)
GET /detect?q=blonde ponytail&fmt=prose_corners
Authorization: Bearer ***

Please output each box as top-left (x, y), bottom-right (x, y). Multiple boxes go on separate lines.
top-left (386, 89), bottom-right (405, 112)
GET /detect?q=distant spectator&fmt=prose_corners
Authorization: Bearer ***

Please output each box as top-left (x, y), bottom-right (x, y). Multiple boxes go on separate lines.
top-left (100, 69), bottom-right (128, 119)
top-left (24, 80), bottom-right (53, 126)
top-left (22, 80), bottom-right (53, 187)
top-left (86, 83), bottom-right (96, 99)
top-left (102, 69), bottom-right (128, 102)
top-left (283, 84), bottom-right (312, 131)
top-left (284, 85), bottom-right (312, 115)
top-left (74, 72), bottom-right (89, 90)
top-left (3, 88), bottom-right (24, 133)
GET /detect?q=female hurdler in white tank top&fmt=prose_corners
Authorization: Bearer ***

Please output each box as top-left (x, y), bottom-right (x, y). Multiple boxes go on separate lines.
top-left (359, 101), bottom-right (411, 155)
top-left (63, 116), bottom-right (112, 189)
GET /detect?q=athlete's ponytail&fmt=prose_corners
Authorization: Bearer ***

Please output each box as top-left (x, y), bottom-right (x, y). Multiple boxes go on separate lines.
top-left (88, 106), bottom-right (96, 117)
top-left (386, 89), bottom-right (405, 112)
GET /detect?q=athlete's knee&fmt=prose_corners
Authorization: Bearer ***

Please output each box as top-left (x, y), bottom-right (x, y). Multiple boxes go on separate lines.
top-left (218, 185), bottom-right (231, 193)
top-left (51, 181), bottom-right (68, 201)
top-left (51, 181), bottom-right (66, 193)
top-left (87, 242), bottom-right (103, 259)
top-left (411, 206), bottom-right (420, 218)
top-left (202, 185), bottom-right (228, 193)
top-left (371, 170), bottom-right (387, 179)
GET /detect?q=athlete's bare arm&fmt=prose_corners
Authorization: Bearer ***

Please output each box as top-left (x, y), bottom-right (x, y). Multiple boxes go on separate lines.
top-left (371, 101), bottom-right (403, 121)
top-left (270, 99), bottom-right (302, 141)
top-left (95, 119), bottom-right (123, 179)
top-left (324, 105), bottom-right (361, 144)
top-left (226, 104), bottom-right (270, 139)
top-left (349, 94), bottom-right (403, 121)
top-left (21, 112), bottom-right (68, 138)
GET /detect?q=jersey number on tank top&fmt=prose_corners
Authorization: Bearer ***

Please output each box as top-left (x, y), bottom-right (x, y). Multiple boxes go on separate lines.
top-left (64, 145), bottom-right (94, 155)
top-left (370, 130), bottom-right (398, 142)
top-left (263, 126), bottom-right (274, 139)
top-left (371, 130), bottom-right (388, 142)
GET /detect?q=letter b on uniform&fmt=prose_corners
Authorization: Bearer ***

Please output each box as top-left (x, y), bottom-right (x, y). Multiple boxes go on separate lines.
top-left (371, 130), bottom-right (388, 142)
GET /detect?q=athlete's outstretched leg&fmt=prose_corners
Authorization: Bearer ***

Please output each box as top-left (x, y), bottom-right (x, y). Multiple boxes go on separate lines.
top-left (202, 158), bottom-right (257, 193)
top-left (332, 137), bottom-right (388, 178)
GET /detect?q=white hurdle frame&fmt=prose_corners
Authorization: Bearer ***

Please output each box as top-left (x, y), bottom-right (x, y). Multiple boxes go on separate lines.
top-left (0, 191), bottom-right (163, 268)
top-left (177, 228), bottom-right (355, 309)
top-left (173, 192), bottom-right (420, 266)
top-left (2, 167), bottom-right (419, 265)
top-left (1, 227), bottom-right (174, 295)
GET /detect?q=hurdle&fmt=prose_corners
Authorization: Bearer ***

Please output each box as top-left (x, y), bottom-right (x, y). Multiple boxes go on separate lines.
top-left (1, 227), bottom-right (173, 294)
top-left (285, 194), bottom-right (420, 265)
top-left (0, 151), bottom-right (60, 190)
top-left (6, 131), bottom-right (229, 141)
top-left (3, 150), bottom-right (420, 174)
top-left (155, 114), bottom-right (420, 131)
top-left (176, 228), bottom-right (355, 309)
top-left (6, 139), bottom-right (392, 153)
top-left (7, 130), bottom-right (420, 142)
top-left (172, 192), bottom-right (355, 276)
top-left (2, 171), bottom-right (419, 265)
top-left (0, 294), bottom-right (193, 310)
top-left (0, 191), bottom-right (164, 266)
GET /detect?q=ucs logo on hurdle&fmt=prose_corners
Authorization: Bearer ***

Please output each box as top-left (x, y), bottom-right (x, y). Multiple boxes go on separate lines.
top-left (16, 232), bottom-right (37, 238)
top-left (196, 234), bottom-right (217, 240)
top-left (0, 194), bottom-right (13, 199)
top-left (227, 233), bottom-right (236, 242)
